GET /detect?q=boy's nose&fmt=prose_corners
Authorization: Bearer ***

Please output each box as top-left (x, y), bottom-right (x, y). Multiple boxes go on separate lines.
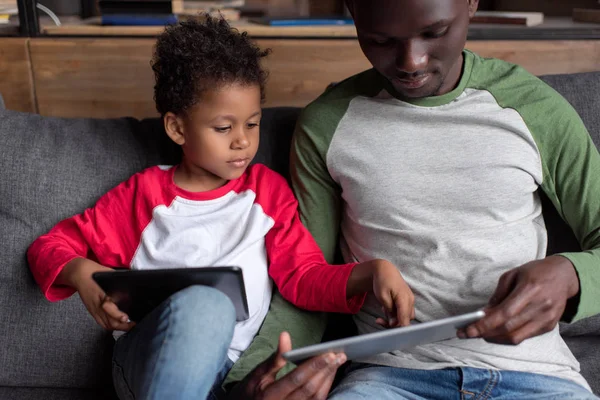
top-left (231, 133), bottom-right (250, 149)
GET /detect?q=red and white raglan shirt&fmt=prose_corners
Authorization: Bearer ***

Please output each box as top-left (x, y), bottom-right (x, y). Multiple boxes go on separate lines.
top-left (28, 164), bottom-right (366, 361)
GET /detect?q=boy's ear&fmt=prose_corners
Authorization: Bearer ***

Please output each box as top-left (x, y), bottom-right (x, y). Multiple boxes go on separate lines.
top-left (164, 112), bottom-right (186, 146)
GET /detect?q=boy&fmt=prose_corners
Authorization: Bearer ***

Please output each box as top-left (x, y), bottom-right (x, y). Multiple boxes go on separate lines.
top-left (27, 15), bottom-right (414, 400)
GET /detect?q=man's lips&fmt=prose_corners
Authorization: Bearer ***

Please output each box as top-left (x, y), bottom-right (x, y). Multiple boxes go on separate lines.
top-left (392, 74), bottom-right (431, 90)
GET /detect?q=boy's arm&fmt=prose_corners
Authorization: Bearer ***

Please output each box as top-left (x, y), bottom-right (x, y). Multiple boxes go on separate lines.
top-left (224, 106), bottom-right (348, 387)
top-left (262, 170), bottom-right (366, 313)
top-left (27, 174), bottom-right (143, 301)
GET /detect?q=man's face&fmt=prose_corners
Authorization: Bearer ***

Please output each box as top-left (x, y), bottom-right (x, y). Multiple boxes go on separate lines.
top-left (348, 0), bottom-right (478, 99)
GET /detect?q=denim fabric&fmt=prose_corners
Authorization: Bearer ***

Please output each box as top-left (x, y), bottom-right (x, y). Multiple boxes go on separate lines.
top-left (112, 286), bottom-right (236, 400)
top-left (329, 363), bottom-right (598, 400)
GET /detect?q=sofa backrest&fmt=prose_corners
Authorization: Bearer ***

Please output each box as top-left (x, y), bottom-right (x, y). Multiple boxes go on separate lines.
top-left (0, 72), bottom-right (598, 391)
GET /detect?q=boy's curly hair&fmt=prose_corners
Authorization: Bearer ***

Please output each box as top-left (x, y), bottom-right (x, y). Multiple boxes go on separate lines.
top-left (151, 15), bottom-right (271, 116)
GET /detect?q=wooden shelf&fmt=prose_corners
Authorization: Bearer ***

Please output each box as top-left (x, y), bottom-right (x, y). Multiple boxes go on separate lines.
top-left (42, 17), bottom-right (358, 38)
top-left (38, 16), bottom-right (600, 40)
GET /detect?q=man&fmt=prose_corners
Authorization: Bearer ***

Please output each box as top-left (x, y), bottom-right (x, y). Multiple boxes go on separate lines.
top-left (230, 0), bottom-right (600, 398)
top-left (289, 0), bottom-right (600, 398)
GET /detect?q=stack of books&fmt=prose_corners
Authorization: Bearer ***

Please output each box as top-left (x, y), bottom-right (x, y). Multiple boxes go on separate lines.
top-left (0, 0), bottom-right (17, 25)
top-left (172, 0), bottom-right (245, 20)
top-left (99, 0), bottom-right (177, 26)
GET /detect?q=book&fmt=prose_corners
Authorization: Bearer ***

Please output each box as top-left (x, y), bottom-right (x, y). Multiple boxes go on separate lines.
top-left (101, 13), bottom-right (178, 25)
top-left (471, 11), bottom-right (544, 27)
top-left (99, 1), bottom-right (173, 15)
top-left (249, 16), bottom-right (353, 26)
top-left (572, 8), bottom-right (600, 24)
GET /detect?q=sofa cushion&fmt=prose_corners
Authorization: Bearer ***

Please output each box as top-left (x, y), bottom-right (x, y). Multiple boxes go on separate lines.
top-left (0, 387), bottom-right (115, 400)
top-left (0, 106), bottom-right (298, 391)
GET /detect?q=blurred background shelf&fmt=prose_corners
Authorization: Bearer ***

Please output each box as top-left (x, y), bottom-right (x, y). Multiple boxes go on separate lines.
top-left (37, 16), bottom-right (600, 40)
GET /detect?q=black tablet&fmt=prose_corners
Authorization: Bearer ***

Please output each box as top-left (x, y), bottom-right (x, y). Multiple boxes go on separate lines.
top-left (92, 266), bottom-right (249, 322)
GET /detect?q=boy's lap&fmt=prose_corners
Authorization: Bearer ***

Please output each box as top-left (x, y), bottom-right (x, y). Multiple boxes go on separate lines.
top-left (329, 363), bottom-right (598, 400)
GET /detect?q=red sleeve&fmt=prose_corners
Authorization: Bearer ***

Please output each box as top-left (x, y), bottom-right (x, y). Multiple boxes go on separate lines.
top-left (27, 168), bottom-right (166, 302)
top-left (251, 165), bottom-right (366, 314)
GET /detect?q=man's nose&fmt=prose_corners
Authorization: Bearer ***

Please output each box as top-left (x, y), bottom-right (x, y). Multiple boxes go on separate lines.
top-left (396, 40), bottom-right (428, 74)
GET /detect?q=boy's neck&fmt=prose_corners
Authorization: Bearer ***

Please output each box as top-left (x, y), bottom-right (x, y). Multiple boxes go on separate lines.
top-left (173, 162), bottom-right (229, 193)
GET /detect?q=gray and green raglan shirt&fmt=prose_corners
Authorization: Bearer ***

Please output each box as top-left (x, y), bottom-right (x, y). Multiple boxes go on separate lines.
top-left (289, 50), bottom-right (600, 389)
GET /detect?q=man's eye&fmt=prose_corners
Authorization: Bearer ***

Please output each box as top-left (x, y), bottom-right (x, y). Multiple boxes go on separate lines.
top-left (424, 27), bottom-right (449, 39)
top-left (372, 37), bottom-right (392, 45)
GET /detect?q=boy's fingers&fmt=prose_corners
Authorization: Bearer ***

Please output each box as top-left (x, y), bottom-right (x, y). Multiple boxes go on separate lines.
top-left (396, 295), bottom-right (411, 327)
top-left (101, 298), bottom-right (130, 323)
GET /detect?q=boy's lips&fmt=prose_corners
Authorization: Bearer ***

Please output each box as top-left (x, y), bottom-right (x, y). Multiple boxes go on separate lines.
top-left (228, 158), bottom-right (250, 168)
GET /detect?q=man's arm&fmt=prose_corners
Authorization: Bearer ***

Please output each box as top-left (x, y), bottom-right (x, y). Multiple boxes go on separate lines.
top-left (462, 74), bottom-right (600, 343)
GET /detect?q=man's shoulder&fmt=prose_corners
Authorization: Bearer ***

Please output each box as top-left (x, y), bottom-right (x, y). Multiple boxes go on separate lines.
top-left (297, 69), bottom-right (381, 138)
top-left (467, 50), bottom-right (563, 107)
top-left (467, 50), bottom-right (575, 121)
top-left (303, 69), bottom-right (380, 117)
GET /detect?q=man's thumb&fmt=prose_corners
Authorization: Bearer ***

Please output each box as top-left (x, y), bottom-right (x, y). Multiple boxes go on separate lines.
top-left (256, 332), bottom-right (291, 391)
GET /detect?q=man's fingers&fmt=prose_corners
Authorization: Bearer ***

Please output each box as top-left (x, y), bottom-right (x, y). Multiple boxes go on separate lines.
top-left (478, 302), bottom-right (542, 340)
top-left (465, 279), bottom-right (537, 338)
top-left (277, 353), bottom-right (346, 400)
top-left (285, 353), bottom-right (346, 400)
top-left (488, 269), bottom-right (518, 307)
top-left (314, 364), bottom-right (339, 400)
top-left (255, 332), bottom-right (291, 393)
top-left (485, 319), bottom-right (550, 345)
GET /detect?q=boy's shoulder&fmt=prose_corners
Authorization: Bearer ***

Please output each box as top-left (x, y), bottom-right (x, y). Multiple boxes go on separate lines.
top-left (245, 163), bottom-right (288, 187)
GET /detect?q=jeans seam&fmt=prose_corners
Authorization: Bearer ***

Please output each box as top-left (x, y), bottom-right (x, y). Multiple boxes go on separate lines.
top-left (476, 369), bottom-right (499, 400)
top-left (144, 298), bottom-right (173, 398)
top-left (113, 359), bottom-right (136, 400)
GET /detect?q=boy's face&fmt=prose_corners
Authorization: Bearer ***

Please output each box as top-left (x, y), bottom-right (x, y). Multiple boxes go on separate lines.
top-left (347, 0), bottom-right (478, 99)
top-left (167, 83), bottom-right (262, 189)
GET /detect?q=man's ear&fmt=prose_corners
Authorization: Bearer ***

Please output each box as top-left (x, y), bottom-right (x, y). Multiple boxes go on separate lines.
top-left (468, 0), bottom-right (479, 18)
top-left (164, 112), bottom-right (186, 146)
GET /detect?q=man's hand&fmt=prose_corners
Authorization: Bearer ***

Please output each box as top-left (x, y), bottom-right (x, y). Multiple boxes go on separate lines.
top-left (58, 258), bottom-right (135, 332)
top-left (229, 332), bottom-right (346, 400)
top-left (458, 256), bottom-right (579, 345)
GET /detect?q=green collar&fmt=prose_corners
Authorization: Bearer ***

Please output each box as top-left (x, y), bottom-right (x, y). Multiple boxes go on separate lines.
top-left (378, 50), bottom-right (475, 107)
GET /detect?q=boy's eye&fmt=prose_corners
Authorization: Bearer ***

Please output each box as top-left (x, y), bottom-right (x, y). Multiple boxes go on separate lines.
top-left (214, 126), bottom-right (231, 133)
top-left (424, 27), bottom-right (449, 39)
top-left (247, 123), bottom-right (259, 129)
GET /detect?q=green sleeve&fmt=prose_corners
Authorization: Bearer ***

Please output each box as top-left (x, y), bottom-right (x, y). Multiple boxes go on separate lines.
top-left (470, 53), bottom-right (600, 322)
top-left (536, 104), bottom-right (600, 322)
top-left (290, 68), bottom-right (381, 262)
top-left (222, 289), bottom-right (325, 388)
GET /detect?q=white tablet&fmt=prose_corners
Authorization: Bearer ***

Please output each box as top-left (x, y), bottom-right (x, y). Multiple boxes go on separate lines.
top-left (283, 310), bottom-right (486, 364)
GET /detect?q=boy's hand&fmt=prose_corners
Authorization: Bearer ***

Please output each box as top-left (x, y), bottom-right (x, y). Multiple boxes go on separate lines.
top-left (58, 258), bottom-right (135, 332)
top-left (347, 259), bottom-right (415, 328)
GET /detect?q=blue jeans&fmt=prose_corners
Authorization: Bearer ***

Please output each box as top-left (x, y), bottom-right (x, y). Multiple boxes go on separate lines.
top-left (329, 363), bottom-right (598, 400)
top-left (112, 286), bottom-right (236, 400)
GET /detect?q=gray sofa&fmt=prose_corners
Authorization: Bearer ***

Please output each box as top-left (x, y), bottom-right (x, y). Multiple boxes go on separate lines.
top-left (0, 71), bottom-right (599, 399)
